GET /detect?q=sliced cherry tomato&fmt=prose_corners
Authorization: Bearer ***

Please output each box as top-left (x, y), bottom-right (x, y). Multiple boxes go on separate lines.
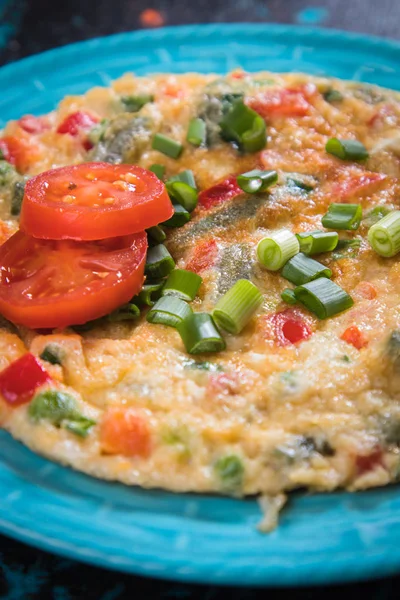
top-left (266, 308), bottom-right (312, 346)
top-left (185, 239), bottom-right (218, 273)
top-left (198, 175), bottom-right (242, 210)
top-left (20, 163), bottom-right (173, 241)
top-left (57, 111), bottom-right (99, 136)
top-left (341, 325), bottom-right (368, 350)
top-left (0, 353), bottom-right (50, 406)
top-left (355, 448), bottom-right (383, 476)
top-left (0, 230), bottom-right (147, 329)
top-left (248, 85), bottom-right (314, 119)
top-left (18, 115), bottom-right (49, 134)
top-left (100, 407), bottom-right (152, 457)
top-left (0, 135), bottom-right (39, 173)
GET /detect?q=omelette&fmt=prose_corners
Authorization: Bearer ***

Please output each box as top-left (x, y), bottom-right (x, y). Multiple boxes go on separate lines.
top-left (1, 70), bottom-right (400, 529)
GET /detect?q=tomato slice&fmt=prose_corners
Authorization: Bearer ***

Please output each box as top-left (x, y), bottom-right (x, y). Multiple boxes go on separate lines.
top-left (0, 230), bottom-right (147, 328)
top-left (20, 163), bottom-right (173, 241)
top-left (0, 353), bottom-right (50, 406)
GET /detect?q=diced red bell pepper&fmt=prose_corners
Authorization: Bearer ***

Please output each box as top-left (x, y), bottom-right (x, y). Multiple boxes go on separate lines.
top-left (247, 85), bottom-right (315, 119)
top-left (340, 325), bottom-right (368, 350)
top-left (18, 115), bottom-right (49, 134)
top-left (57, 111), bottom-right (99, 136)
top-left (0, 353), bottom-right (51, 406)
top-left (185, 239), bottom-right (218, 273)
top-left (329, 169), bottom-right (386, 202)
top-left (198, 175), bottom-right (242, 210)
top-left (265, 308), bottom-right (312, 346)
top-left (356, 448), bottom-right (383, 476)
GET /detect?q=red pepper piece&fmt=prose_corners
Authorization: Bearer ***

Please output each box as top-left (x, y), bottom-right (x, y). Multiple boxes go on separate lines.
top-left (0, 353), bottom-right (50, 406)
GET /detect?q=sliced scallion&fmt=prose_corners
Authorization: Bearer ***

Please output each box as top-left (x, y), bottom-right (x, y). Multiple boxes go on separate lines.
top-left (64, 417), bottom-right (96, 438)
top-left (213, 279), bottom-right (263, 334)
top-left (146, 225), bottom-right (166, 245)
top-left (363, 205), bottom-right (392, 227)
top-left (287, 177), bottom-right (315, 192)
top-left (186, 118), bottom-right (206, 147)
top-left (220, 101), bottom-right (266, 153)
top-left (323, 89), bottom-right (343, 103)
top-left (257, 230), bottom-right (299, 271)
top-left (281, 253), bottom-right (332, 286)
top-left (121, 94), bottom-right (154, 112)
top-left (168, 169), bottom-right (196, 188)
top-left (40, 344), bottom-right (63, 366)
top-left (166, 181), bottom-right (198, 212)
top-left (367, 210), bottom-right (400, 257)
top-left (147, 296), bottom-right (192, 327)
top-left (162, 269), bottom-right (202, 302)
top-left (321, 203), bottom-right (362, 230)
top-left (177, 313), bottom-right (226, 354)
top-left (145, 244), bottom-right (175, 278)
top-left (236, 169), bottom-right (278, 194)
top-left (296, 230), bottom-right (339, 255)
top-left (281, 288), bottom-right (297, 305)
top-left (152, 133), bottom-right (183, 159)
top-left (294, 278), bottom-right (353, 319)
top-left (108, 303), bottom-right (140, 322)
top-left (137, 280), bottom-right (164, 306)
top-left (148, 164), bottom-right (165, 180)
top-left (163, 203), bottom-right (190, 227)
top-left (325, 137), bottom-right (368, 161)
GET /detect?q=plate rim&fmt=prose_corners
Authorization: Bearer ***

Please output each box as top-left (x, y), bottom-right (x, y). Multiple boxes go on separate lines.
top-left (1, 23), bottom-right (400, 587)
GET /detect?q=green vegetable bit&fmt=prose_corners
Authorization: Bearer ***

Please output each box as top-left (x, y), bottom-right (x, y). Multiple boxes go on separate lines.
top-left (323, 89), bottom-right (344, 103)
top-left (28, 390), bottom-right (96, 437)
top-left (220, 100), bottom-right (266, 153)
top-left (121, 94), bottom-right (154, 112)
top-left (325, 137), bottom-right (368, 161)
top-left (40, 344), bottom-right (63, 366)
top-left (214, 455), bottom-right (244, 490)
top-left (108, 303), bottom-right (140, 322)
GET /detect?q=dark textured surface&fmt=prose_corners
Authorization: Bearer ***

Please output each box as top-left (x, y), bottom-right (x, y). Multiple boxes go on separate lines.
top-left (1, 1), bottom-right (400, 598)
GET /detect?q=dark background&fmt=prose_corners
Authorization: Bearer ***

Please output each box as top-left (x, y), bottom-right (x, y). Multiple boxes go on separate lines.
top-left (0, 0), bottom-right (400, 598)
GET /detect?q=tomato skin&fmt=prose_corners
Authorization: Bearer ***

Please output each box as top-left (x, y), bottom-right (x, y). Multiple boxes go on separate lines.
top-left (329, 169), bottom-right (386, 202)
top-left (0, 230), bottom-right (147, 329)
top-left (57, 111), bottom-right (99, 136)
top-left (18, 115), bottom-right (49, 134)
top-left (355, 448), bottom-right (383, 476)
top-left (100, 407), bottom-right (152, 457)
top-left (266, 308), bottom-right (312, 346)
top-left (341, 325), bottom-right (368, 350)
top-left (0, 353), bottom-right (50, 406)
top-left (248, 85), bottom-right (313, 119)
top-left (185, 239), bottom-right (218, 273)
top-left (0, 136), bottom-right (39, 173)
top-left (20, 163), bottom-right (173, 241)
top-left (198, 175), bottom-right (242, 210)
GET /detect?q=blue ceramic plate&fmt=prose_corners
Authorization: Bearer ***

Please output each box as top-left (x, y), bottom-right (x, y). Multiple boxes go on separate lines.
top-left (1, 24), bottom-right (400, 587)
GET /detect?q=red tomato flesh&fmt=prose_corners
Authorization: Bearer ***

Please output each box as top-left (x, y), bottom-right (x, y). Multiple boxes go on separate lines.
top-left (198, 175), bottom-right (242, 210)
top-left (0, 353), bottom-right (50, 405)
top-left (356, 448), bottom-right (383, 476)
top-left (18, 115), bottom-right (49, 134)
top-left (185, 239), bottom-right (218, 273)
top-left (0, 230), bottom-right (147, 329)
top-left (57, 111), bottom-right (99, 136)
top-left (20, 163), bottom-right (173, 240)
top-left (100, 407), bottom-right (152, 457)
top-left (248, 86), bottom-right (313, 119)
top-left (0, 135), bottom-right (39, 173)
top-left (269, 309), bottom-right (312, 346)
top-left (341, 325), bottom-right (368, 350)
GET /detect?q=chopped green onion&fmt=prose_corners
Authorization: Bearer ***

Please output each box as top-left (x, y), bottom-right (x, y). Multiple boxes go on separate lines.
top-left (64, 416), bottom-right (96, 438)
top-left (148, 164), bottom-right (165, 180)
top-left (331, 238), bottom-right (361, 260)
top-left (323, 89), bottom-right (344, 103)
top-left (11, 180), bottom-right (27, 216)
top-left (367, 210), bottom-right (400, 257)
top-left (296, 231), bottom-right (339, 255)
top-left (220, 101), bottom-right (266, 153)
top-left (168, 169), bottom-right (196, 188)
top-left (145, 244), bottom-right (175, 278)
top-left (87, 118), bottom-right (109, 145)
top-left (40, 344), bottom-right (63, 366)
top-left (121, 94), bottom-right (154, 112)
top-left (166, 181), bottom-right (198, 212)
top-left (281, 288), bottom-right (297, 305)
top-left (163, 203), bottom-right (190, 227)
top-left (108, 303), bottom-right (140, 322)
top-left (187, 118), bottom-right (206, 147)
top-left (214, 455), bottom-right (244, 490)
top-left (162, 269), bottom-right (202, 302)
top-left (236, 169), bottom-right (278, 194)
top-left (28, 390), bottom-right (78, 426)
top-left (286, 177), bottom-right (315, 192)
top-left (294, 278), bottom-right (353, 319)
top-left (257, 230), bottom-right (299, 271)
top-left (146, 225), bottom-right (166, 245)
top-left (152, 133), bottom-right (183, 159)
top-left (137, 280), bottom-right (164, 306)
top-left (213, 279), bottom-right (263, 334)
top-left (281, 253), bottom-right (332, 286)
top-left (321, 203), bottom-right (362, 230)
top-left (147, 296), bottom-right (192, 327)
top-left (363, 205), bottom-right (392, 227)
top-left (325, 137), bottom-right (368, 161)
top-left (177, 312), bottom-right (226, 354)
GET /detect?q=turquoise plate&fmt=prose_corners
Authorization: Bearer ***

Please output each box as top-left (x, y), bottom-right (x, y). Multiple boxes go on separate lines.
top-left (1, 24), bottom-right (400, 587)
